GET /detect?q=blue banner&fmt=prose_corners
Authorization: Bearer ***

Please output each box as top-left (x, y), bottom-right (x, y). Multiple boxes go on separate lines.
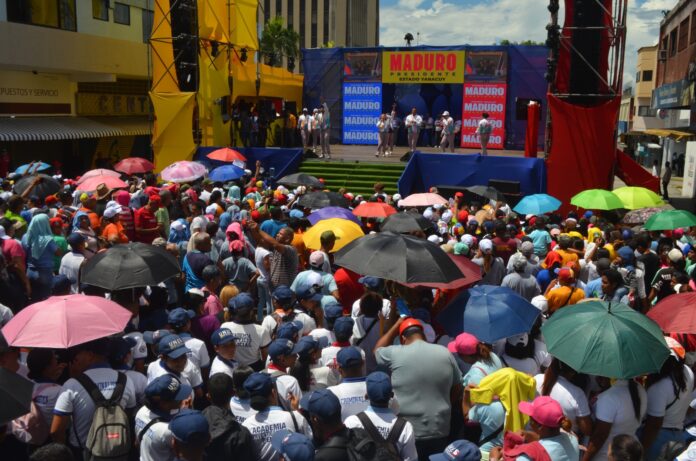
top-left (342, 82), bottom-right (382, 144)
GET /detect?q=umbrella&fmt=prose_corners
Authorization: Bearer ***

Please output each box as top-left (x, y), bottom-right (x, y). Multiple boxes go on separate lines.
top-left (77, 169), bottom-right (121, 184)
top-left (613, 186), bottom-right (663, 210)
top-left (81, 242), bottom-right (181, 290)
top-left (114, 157), bottom-right (154, 175)
top-left (465, 185), bottom-right (506, 202)
top-left (402, 253), bottom-right (481, 290)
top-left (647, 293), bottom-right (696, 333)
top-left (380, 212), bottom-right (433, 233)
top-left (307, 207), bottom-right (361, 225)
top-left (277, 173), bottom-right (324, 189)
top-left (298, 191), bottom-right (349, 209)
top-left (352, 202), bottom-right (397, 219)
top-left (13, 174), bottom-right (60, 199)
top-left (1, 295), bottom-right (133, 349)
top-left (160, 161), bottom-right (207, 183)
top-left (570, 189), bottom-right (624, 210)
top-left (541, 300), bottom-right (669, 379)
top-left (303, 218), bottom-right (364, 252)
top-left (436, 285), bottom-right (540, 342)
top-left (206, 147), bottom-right (246, 163)
top-left (209, 164), bottom-right (245, 182)
top-left (621, 206), bottom-right (670, 225)
top-left (76, 175), bottom-right (128, 191)
top-left (334, 232), bottom-right (464, 284)
top-left (0, 368), bottom-right (33, 425)
top-left (14, 162), bottom-right (50, 175)
top-left (399, 192), bottom-right (448, 207)
top-left (512, 194), bottom-right (561, 215)
top-left (645, 209), bottom-right (696, 231)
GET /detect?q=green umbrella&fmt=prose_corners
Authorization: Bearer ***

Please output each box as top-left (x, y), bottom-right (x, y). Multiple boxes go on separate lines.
top-left (613, 186), bottom-right (663, 210)
top-left (645, 209), bottom-right (696, 231)
top-left (541, 301), bottom-right (669, 379)
top-left (570, 189), bottom-right (624, 210)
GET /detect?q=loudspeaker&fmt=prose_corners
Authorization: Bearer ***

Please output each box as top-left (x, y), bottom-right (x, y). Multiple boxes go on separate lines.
top-left (569, 0), bottom-right (603, 101)
top-left (170, 0), bottom-right (198, 92)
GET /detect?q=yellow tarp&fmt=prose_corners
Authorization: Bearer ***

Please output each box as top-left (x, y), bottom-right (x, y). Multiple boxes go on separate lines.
top-left (150, 92), bottom-right (196, 171)
top-left (469, 368), bottom-right (536, 433)
top-left (151, 0), bottom-right (179, 93)
top-left (230, 0), bottom-right (259, 50)
top-left (198, 52), bottom-right (232, 147)
top-left (198, 0), bottom-right (229, 42)
top-left (642, 129), bottom-right (696, 141)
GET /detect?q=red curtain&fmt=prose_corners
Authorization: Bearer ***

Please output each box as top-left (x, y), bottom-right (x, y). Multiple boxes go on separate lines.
top-left (615, 150), bottom-right (660, 193)
top-left (525, 102), bottom-right (540, 158)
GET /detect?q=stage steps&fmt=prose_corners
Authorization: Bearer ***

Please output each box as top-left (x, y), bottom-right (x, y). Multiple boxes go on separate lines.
top-left (298, 160), bottom-right (405, 196)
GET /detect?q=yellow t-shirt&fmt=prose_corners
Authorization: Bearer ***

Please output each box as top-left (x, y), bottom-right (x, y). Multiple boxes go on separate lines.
top-left (547, 286), bottom-right (585, 313)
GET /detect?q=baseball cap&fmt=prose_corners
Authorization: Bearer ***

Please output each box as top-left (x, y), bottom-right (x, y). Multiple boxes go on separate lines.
top-left (268, 339), bottom-right (296, 360)
top-left (243, 372), bottom-right (274, 397)
top-left (272, 286), bottom-right (295, 306)
top-left (669, 248), bottom-right (684, 263)
top-left (229, 293), bottom-right (256, 311)
top-left (276, 322), bottom-right (302, 340)
top-left (520, 241), bottom-right (534, 255)
top-left (453, 242), bottom-right (469, 256)
top-left (518, 396), bottom-right (564, 428)
top-left (211, 328), bottom-right (236, 346)
top-left (428, 234), bottom-right (443, 244)
top-left (366, 371), bottom-right (392, 405)
top-left (143, 329), bottom-right (170, 345)
top-left (447, 332), bottom-right (479, 356)
top-left (295, 284), bottom-right (323, 302)
top-left (358, 276), bottom-right (383, 291)
top-left (168, 409), bottom-right (209, 444)
top-left (293, 336), bottom-right (321, 359)
top-left (429, 440), bottom-right (481, 461)
top-left (333, 316), bottom-right (355, 337)
top-left (167, 308), bottom-right (195, 328)
top-left (337, 346), bottom-right (363, 368)
top-left (271, 430), bottom-right (315, 461)
top-left (157, 334), bottom-right (191, 359)
top-left (145, 375), bottom-right (192, 401)
top-left (66, 232), bottom-right (85, 249)
top-left (479, 239), bottom-right (493, 253)
top-left (307, 389), bottom-right (342, 420)
top-left (513, 257), bottom-right (528, 272)
top-left (324, 302), bottom-right (344, 320)
top-left (398, 317), bottom-right (423, 336)
top-left (557, 267), bottom-right (575, 283)
top-left (309, 251), bottom-right (325, 268)
top-left (108, 337), bottom-right (137, 362)
top-left (103, 206), bottom-right (122, 219)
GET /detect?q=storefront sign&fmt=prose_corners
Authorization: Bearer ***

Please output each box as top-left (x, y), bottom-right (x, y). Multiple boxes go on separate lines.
top-left (652, 80), bottom-right (694, 109)
top-left (460, 82), bottom-right (507, 149)
top-left (0, 70), bottom-right (73, 114)
top-left (382, 51), bottom-right (465, 84)
top-left (342, 83), bottom-right (381, 145)
top-left (76, 93), bottom-right (151, 116)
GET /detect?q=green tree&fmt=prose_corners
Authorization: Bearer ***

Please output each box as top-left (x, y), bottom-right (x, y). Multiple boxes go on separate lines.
top-left (497, 39), bottom-right (545, 46)
top-left (260, 17), bottom-right (300, 67)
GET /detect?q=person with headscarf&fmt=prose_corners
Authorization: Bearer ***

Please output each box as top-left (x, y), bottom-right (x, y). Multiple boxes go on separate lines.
top-left (21, 214), bottom-right (61, 302)
top-left (219, 222), bottom-right (254, 261)
top-left (169, 219), bottom-right (190, 245)
top-left (72, 211), bottom-right (98, 258)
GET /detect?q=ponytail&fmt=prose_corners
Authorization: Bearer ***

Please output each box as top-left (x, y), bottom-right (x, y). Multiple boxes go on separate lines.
top-left (477, 343), bottom-right (493, 364)
top-left (560, 417), bottom-right (572, 433)
top-left (290, 355), bottom-right (313, 392)
top-left (628, 379), bottom-right (642, 421)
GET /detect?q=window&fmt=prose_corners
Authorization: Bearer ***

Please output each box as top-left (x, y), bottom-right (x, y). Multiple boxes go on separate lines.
top-left (114, 3), bottom-right (130, 25)
top-left (142, 9), bottom-right (154, 42)
top-left (678, 18), bottom-right (689, 51)
top-left (6, 0), bottom-right (76, 31)
top-left (691, 12), bottom-right (696, 45)
top-left (276, 0), bottom-right (282, 16)
top-left (636, 71), bottom-right (641, 83)
top-left (287, 0), bottom-right (294, 31)
top-left (638, 106), bottom-right (657, 117)
top-left (323, 0), bottom-right (329, 44)
top-left (92, 0), bottom-right (108, 21)
top-left (642, 70), bottom-right (653, 82)
top-left (669, 28), bottom-right (677, 56)
top-left (299, 0), bottom-right (306, 48)
top-left (264, 0), bottom-right (271, 24)
top-left (311, 0), bottom-right (318, 48)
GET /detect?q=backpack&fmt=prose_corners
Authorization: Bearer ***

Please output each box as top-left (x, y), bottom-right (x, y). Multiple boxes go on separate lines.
top-left (271, 311), bottom-right (297, 339)
top-left (75, 372), bottom-right (132, 460)
top-left (345, 427), bottom-right (402, 461)
top-left (9, 383), bottom-right (53, 445)
top-left (355, 412), bottom-right (406, 460)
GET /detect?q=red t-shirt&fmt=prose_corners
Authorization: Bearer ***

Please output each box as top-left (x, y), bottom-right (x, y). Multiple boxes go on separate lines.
top-left (492, 236), bottom-right (519, 265)
top-left (134, 206), bottom-right (158, 244)
top-left (334, 268), bottom-right (364, 314)
top-left (119, 208), bottom-right (135, 241)
top-left (1, 238), bottom-right (25, 265)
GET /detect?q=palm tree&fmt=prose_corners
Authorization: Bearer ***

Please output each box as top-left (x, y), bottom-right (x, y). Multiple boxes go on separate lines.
top-left (260, 17), bottom-right (300, 68)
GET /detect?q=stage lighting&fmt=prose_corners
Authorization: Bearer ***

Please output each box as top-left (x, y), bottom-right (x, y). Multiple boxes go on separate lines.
top-left (240, 48), bottom-right (248, 62)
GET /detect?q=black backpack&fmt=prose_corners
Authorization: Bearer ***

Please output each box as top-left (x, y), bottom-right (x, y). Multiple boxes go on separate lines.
top-left (271, 311), bottom-right (297, 339)
top-left (345, 421), bottom-right (404, 461)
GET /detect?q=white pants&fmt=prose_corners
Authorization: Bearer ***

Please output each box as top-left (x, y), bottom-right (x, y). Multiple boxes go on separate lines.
top-left (377, 132), bottom-right (387, 156)
top-left (408, 129), bottom-right (419, 152)
top-left (440, 133), bottom-right (455, 152)
top-left (321, 130), bottom-right (331, 157)
top-left (479, 134), bottom-right (490, 156)
top-left (300, 129), bottom-right (309, 149)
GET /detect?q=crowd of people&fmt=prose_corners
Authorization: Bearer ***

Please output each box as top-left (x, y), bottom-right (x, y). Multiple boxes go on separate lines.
top-left (0, 161), bottom-right (695, 461)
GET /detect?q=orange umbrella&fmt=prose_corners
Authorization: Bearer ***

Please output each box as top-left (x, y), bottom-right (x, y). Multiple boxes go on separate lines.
top-left (206, 147), bottom-right (246, 162)
top-left (352, 202), bottom-right (397, 218)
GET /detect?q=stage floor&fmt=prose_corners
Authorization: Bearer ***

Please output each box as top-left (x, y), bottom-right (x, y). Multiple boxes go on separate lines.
top-left (308, 144), bottom-right (533, 163)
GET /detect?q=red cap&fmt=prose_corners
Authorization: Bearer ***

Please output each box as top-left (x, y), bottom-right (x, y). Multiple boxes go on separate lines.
top-left (447, 332), bottom-right (479, 355)
top-left (457, 210), bottom-right (469, 223)
top-left (49, 217), bottom-right (63, 227)
top-left (45, 196), bottom-right (58, 205)
top-left (251, 210), bottom-right (261, 221)
top-left (557, 267), bottom-right (575, 283)
top-left (398, 318), bottom-right (423, 336)
top-left (455, 191), bottom-right (464, 198)
top-left (518, 396), bottom-right (564, 428)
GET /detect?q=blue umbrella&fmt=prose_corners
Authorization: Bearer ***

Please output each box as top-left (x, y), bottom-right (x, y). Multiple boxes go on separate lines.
top-left (308, 206), bottom-right (362, 225)
top-left (208, 164), bottom-right (245, 182)
top-left (512, 193), bottom-right (561, 216)
top-left (436, 285), bottom-right (540, 343)
top-left (14, 162), bottom-right (51, 175)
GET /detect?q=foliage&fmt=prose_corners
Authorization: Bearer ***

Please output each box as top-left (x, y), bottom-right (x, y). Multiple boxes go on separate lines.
top-left (260, 17), bottom-right (300, 67)
top-left (498, 39), bottom-right (545, 46)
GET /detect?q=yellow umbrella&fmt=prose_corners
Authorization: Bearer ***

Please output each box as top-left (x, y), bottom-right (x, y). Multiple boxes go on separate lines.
top-left (303, 218), bottom-right (365, 252)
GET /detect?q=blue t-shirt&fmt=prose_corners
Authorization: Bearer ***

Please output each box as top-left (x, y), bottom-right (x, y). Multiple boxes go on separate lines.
top-left (528, 229), bottom-right (552, 257)
top-left (260, 219), bottom-right (287, 239)
top-left (468, 401), bottom-right (506, 453)
top-left (462, 353), bottom-right (503, 386)
top-left (23, 240), bottom-right (57, 270)
top-left (536, 269), bottom-right (553, 293)
top-left (519, 433), bottom-right (579, 461)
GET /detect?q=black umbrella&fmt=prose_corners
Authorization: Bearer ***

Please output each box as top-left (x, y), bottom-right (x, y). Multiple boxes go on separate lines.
top-left (277, 173), bottom-right (323, 189)
top-left (81, 242), bottom-right (180, 290)
top-left (380, 212), bottom-right (433, 233)
top-left (297, 191), bottom-right (349, 209)
top-left (465, 185), bottom-right (506, 202)
top-left (0, 367), bottom-right (33, 424)
top-left (13, 174), bottom-right (61, 199)
top-left (334, 232), bottom-right (463, 284)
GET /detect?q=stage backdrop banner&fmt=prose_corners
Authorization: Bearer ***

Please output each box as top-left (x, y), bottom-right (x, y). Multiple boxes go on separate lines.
top-left (460, 83), bottom-right (507, 149)
top-left (344, 51), bottom-right (382, 82)
top-left (342, 82), bottom-right (382, 145)
top-left (382, 51), bottom-right (465, 84)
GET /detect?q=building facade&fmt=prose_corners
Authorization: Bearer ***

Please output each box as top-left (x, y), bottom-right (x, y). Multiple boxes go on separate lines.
top-left (633, 45), bottom-right (663, 131)
top-left (0, 0), bottom-right (153, 174)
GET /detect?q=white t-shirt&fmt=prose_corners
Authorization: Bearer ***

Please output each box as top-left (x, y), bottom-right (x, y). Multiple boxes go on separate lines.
top-left (309, 327), bottom-right (335, 345)
top-left (501, 341), bottom-right (551, 376)
top-left (124, 369), bottom-right (148, 407)
top-left (320, 345), bottom-right (365, 372)
top-left (345, 406), bottom-right (418, 461)
top-left (351, 298), bottom-right (390, 319)
top-left (230, 396), bottom-right (256, 424)
top-left (59, 251), bottom-right (85, 293)
top-left (310, 364), bottom-right (340, 390)
top-left (180, 334), bottom-right (210, 370)
top-left (146, 359), bottom-right (203, 391)
top-left (266, 369), bottom-right (304, 403)
top-left (242, 407), bottom-right (313, 461)
top-left (0, 302), bottom-right (13, 326)
top-left (32, 381), bottom-right (62, 430)
top-left (134, 406), bottom-right (175, 461)
top-left (220, 321), bottom-right (272, 366)
top-left (647, 365), bottom-right (695, 429)
top-left (405, 114), bottom-right (423, 132)
top-left (592, 380), bottom-right (647, 461)
top-left (209, 356), bottom-right (238, 378)
top-left (328, 378), bottom-right (369, 421)
top-left (534, 374), bottom-right (590, 432)
top-left (53, 367), bottom-right (137, 447)
top-left (255, 247), bottom-right (271, 282)
top-left (261, 311), bottom-right (315, 337)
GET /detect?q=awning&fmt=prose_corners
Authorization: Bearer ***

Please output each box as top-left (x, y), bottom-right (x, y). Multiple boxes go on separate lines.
top-left (642, 129), bottom-right (696, 141)
top-left (0, 116), bottom-right (150, 142)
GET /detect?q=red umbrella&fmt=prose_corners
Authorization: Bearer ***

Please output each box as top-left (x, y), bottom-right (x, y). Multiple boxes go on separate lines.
top-left (76, 175), bottom-right (128, 191)
top-left (647, 293), bottom-right (696, 333)
top-left (114, 157), bottom-right (155, 175)
top-left (206, 147), bottom-right (246, 162)
top-left (402, 254), bottom-right (481, 290)
top-left (352, 202), bottom-right (397, 219)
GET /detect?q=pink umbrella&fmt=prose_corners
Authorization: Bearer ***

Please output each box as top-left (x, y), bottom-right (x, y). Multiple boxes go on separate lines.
top-left (76, 169), bottom-right (121, 185)
top-left (114, 157), bottom-right (155, 175)
top-left (399, 192), bottom-right (449, 207)
top-left (2, 295), bottom-right (133, 348)
top-left (160, 161), bottom-right (207, 183)
top-left (76, 175), bottom-right (128, 191)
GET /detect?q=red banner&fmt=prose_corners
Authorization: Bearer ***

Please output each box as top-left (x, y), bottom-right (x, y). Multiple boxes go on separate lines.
top-left (460, 82), bottom-right (507, 149)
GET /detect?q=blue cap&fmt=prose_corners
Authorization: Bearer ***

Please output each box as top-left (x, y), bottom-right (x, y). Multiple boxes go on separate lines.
top-left (584, 210), bottom-right (593, 219)
top-left (289, 209), bottom-right (305, 219)
top-left (272, 286), bottom-right (295, 306)
top-left (358, 276), bottom-right (383, 290)
top-left (271, 429), bottom-right (315, 461)
top-left (229, 293), bottom-right (255, 311)
top-left (143, 329), bottom-right (170, 345)
top-left (429, 440), bottom-right (481, 461)
top-left (366, 371), bottom-right (392, 404)
top-left (333, 316), bottom-right (355, 337)
top-left (109, 337), bottom-right (136, 361)
top-left (276, 321), bottom-right (302, 340)
top-left (324, 302), bottom-right (344, 319)
top-left (211, 328), bottom-right (236, 346)
top-left (292, 336), bottom-right (320, 358)
top-left (337, 346), bottom-right (363, 368)
top-left (157, 334), bottom-right (191, 358)
top-left (66, 232), bottom-right (85, 249)
top-left (268, 339), bottom-right (295, 360)
top-left (51, 274), bottom-right (71, 293)
top-left (243, 372), bottom-right (273, 397)
top-left (145, 375), bottom-right (192, 401)
top-left (168, 409), bottom-right (209, 444)
top-left (307, 389), bottom-right (341, 420)
top-left (295, 285), bottom-right (323, 302)
top-left (168, 308), bottom-right (195, 327)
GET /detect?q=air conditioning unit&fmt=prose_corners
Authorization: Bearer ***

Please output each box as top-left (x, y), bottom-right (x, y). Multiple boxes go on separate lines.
top-left (658, 50), bottom-right (668, 61)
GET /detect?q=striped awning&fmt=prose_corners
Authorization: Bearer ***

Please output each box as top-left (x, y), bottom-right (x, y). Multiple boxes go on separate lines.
top-left (0, 116), bottom-right (151, 142)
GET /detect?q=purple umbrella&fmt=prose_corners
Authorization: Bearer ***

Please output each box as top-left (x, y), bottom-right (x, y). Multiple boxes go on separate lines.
top-left (308, 206), bottom-right (362, 225)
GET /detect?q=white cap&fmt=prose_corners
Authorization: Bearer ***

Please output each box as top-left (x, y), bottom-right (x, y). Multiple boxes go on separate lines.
top-left (479, 238), bottom-right (493, 253)
top-left (427, 234), bottom-right (443, 244)
top-left (442, 210), bottom-right (453, 222)
top-left (531, 295), bottom-right (548, 313)
top-left (443, 111), bottom-right (450, 116)
top-left (171, 221), bottom-right (185, 232)
top-left (103, 206), bottom-right (122, 219)
top-left (392, 193), bottom-right (402, 202)
top-left (0, 226), bottom-right (10, 240)
top-left (205, 204), bottom-right (218, 215)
